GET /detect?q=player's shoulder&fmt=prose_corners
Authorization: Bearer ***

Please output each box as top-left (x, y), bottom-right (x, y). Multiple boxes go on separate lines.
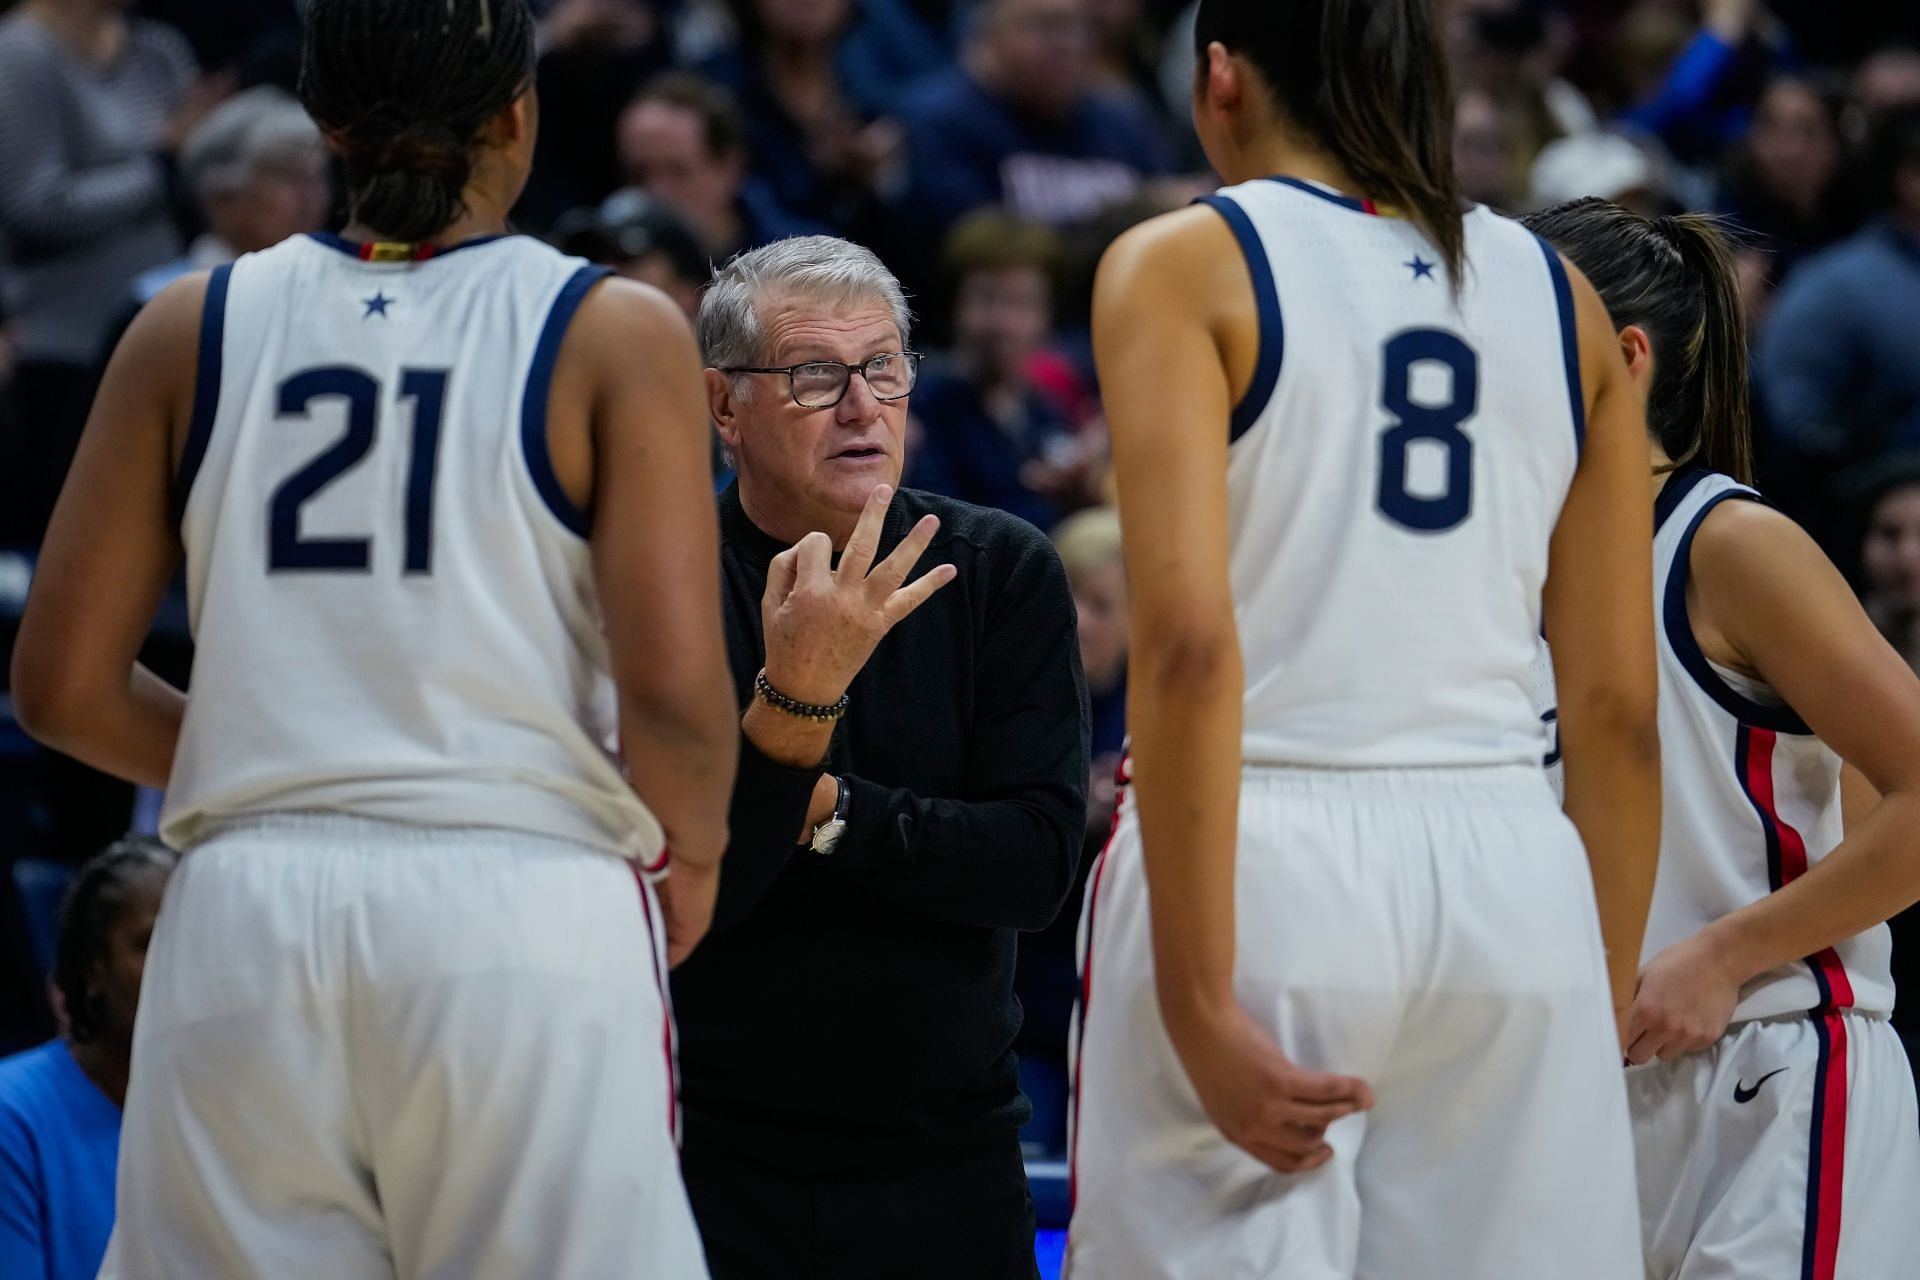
top-left (1689, 481), bottom-right (1807, 564)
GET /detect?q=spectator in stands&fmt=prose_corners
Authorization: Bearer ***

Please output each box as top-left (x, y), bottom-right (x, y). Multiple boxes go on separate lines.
top-left (699, 0), bottom-right (944, 240)
top-left (108, 87), bottom-right (327, 345)
top-left (1858, 457), bottom-right (1920, 674)
top-left (0, 0), bottom-right (214, 547)
top-left (514, 0), bottom-right (676, 230)
top-left (895, 0), bottom-right (1174, 246)
top-left (907, 211), bottom-right (1099, 530)
top-left (673, 236), bottom-right (1087, 1279)
top-left (1756, 105), bottom-right (1920, 556)
top-left (1454, 83), bottom-right (1529, 211)
top-left (1718, 72), bottom-right (1863, 291)
top-left (0, 837), bottom-right (176, 1280)
top-left (616, 73), bottom-right (825, 263)
top-left (552, 187), bottom-right (712, 320)
top-left (1852, 46), bottom-right (1920, 128)
top-left (1528, 130), bottom-right (1665, 217)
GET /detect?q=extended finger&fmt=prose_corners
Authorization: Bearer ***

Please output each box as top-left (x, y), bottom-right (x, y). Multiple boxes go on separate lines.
top-left (868, 513), bottom-right (942, 594)
top-left (881, 563), bottom-right (958, 627)
top-left (1245, 1137), bottom-right (1335, 1175)
top-left (839, 484), bottom-right (893, 582)
top-left (1277, 1097), bottom-right (1364, 1128)
top-left (1287, 1070), bottom-right (1375, 1111)
top-left (1623, 1026), bottom-right (1665, 1066)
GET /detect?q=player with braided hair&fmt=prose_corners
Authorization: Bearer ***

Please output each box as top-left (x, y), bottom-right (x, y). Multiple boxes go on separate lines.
top-left (12, 0), bottom-right (736, 1274)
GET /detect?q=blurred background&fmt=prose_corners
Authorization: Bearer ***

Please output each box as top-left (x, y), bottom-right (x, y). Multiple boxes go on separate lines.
top-left (2, 0), bottom-right (1920, 1191)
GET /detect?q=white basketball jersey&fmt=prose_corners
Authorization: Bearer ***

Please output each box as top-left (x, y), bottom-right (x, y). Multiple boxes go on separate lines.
top-left (1204, 179), bottom-right (1582, 767)
top-left (161, 232), bottom-right (664, 862)
top-left (1641, 468), bottom-right (1890, 1019)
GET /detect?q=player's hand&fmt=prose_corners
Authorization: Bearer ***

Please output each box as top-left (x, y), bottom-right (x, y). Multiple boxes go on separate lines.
top-left (1165, 1001), bottom-right (1373, 1175)
top-left (657, 859), bottom-right (719, 968)
top-left (760, 484), bottom-right (957, 706)
top-left (1623, 931), bottom-right (1742, 1064)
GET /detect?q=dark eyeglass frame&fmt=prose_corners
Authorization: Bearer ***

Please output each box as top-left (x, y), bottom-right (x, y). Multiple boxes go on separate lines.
top-left (719, 351), bottom-right (922, 409)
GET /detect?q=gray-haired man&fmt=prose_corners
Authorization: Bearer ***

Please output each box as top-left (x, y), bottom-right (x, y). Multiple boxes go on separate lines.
top-left (669, 236), bottom-right (1089, 1279)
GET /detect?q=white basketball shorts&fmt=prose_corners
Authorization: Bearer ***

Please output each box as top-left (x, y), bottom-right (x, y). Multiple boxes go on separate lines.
top-left (1067, 765), bottom-right (1640, 1279)
top-left (99, 814), bottom-right (706, 1280)
top-left (1631, 1008), bottom-right (1920, 1280)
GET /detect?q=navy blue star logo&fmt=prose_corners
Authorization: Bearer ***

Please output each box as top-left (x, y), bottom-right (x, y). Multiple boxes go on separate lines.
top-left (361, 291), bottom-right (394, 318)
top-left (1405, 255), bottom-right (1436, 281)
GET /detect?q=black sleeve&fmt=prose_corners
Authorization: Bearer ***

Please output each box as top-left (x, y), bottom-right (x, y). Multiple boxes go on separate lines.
top-left (708, 734), bottom-right (820, 933)
top-left (826, 533), bottom-right (1091, 931)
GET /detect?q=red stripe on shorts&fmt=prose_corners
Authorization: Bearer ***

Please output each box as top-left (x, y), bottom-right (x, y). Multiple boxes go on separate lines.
top-left (1068, 753), bottom-right (1131, 1211)
top-left (631, 863), bottom-right (679, 1143)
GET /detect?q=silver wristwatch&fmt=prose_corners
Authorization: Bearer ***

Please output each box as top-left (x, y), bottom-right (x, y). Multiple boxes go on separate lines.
top-left (809, 775), bottom-right (850, 855)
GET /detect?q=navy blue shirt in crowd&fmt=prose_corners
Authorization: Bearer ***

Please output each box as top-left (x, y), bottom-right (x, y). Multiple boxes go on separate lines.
top-left (0, 1041), bottom-right (120, 1280)
top-left (906, 365), bottom-right (1079, 532)
top-left (895, 67), bottom-right (1174, 240)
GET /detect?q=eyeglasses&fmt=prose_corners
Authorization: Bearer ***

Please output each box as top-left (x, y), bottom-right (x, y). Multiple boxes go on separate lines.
top-left (720, 352), bottom-right (921, 409)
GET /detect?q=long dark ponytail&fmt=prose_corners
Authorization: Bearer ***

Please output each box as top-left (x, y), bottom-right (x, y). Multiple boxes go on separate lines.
top-left (1194, 0), bottom-right (1466, 283)
top-left (1522, 198), bottom-right (1753, 484)
top-left (299, 0), bottom-right (536, 243)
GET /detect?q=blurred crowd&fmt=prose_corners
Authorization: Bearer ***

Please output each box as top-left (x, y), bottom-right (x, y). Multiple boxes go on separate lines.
top-left (3, 0), bottom-right (1920, 1157)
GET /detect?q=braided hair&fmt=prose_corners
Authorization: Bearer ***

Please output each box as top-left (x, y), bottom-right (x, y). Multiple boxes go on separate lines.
top-left (1522, 198), bottom-right (1754, 485)
top-left (299, 0), bottom-right (536, 242)
top-left (53, 837), bottom-right (178, 1046)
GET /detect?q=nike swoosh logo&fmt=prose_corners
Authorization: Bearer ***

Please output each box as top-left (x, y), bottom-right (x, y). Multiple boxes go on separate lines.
top-left (1734, 1067), bottom-right (1789, 1104)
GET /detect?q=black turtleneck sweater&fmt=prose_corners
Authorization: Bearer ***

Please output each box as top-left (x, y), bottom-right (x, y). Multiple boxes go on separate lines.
top-left (670, 483), bottom-right (1089, 1176)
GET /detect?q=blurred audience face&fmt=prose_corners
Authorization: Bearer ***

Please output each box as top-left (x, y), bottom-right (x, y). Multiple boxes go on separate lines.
top-left (1864, 482), bottom-right (1920, 612)
top-left (1071, 552), bottom-right (1128, 692)
top-left (90, 864), bottom-right (167, 1051)
top-left (208, 147), bottom-right (331, 255)
top-left (954, 264), bottom-right (1052, 383)
top-left (712, 293), bottom-right (910, 529)
top-left (1747, 78), bottom-right (1842, 213)
top-left (976, 0), bottom-right (1094, 119)
top-left (1855, 49), bottom-right (1920, 121)
top-left (617, 99), bottom-right (744, 239)
top-left (1454, 87), bottom-right (1518, 210)
top-left (753, 0), bottom-right (852, 46)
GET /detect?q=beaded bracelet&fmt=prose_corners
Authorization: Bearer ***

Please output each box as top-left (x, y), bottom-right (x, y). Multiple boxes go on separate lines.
top-left (754, 669), bottom-right (849, 722)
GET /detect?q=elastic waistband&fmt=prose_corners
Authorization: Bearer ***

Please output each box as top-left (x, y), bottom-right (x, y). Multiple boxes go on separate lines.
top-left (1236, 762), bottom-right (1549, 794)
top-left (188, 810), bottom-right (624, 862)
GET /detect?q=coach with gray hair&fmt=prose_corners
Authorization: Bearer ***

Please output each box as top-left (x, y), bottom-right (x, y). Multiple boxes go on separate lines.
top-left (670, 235), bottom-right (1089, 1279)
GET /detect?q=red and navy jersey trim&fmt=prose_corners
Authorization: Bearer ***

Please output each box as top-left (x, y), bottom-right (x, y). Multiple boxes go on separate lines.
top-left (305, 231), bottom-right (512, 261)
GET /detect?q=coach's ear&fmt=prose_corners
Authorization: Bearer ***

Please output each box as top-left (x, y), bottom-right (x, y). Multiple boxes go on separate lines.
top-left (707, 368), bottom-right (742, 452)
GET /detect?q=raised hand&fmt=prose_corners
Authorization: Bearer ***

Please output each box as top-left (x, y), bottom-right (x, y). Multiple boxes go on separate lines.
top-left (760, 485), bottom-right (957, 706)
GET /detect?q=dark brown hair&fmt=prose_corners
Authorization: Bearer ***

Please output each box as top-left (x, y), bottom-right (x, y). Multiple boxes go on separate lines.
top-left (1194, 0), bottom-right (1466, 283)
top-left (1523, 198), bottom-right (1753, 484)
top-left (630, 72), bottom-right (749, 162)
top-left (299, 0), bottom-right (536, 242)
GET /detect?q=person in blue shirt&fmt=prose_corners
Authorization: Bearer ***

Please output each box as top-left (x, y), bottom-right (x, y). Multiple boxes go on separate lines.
top-left (0, 838), bottom-right (176, 1280)
top-left (894, 0), bottom-right (1174, 249)
top-left (1756, 104), bottom-right (1920, 558)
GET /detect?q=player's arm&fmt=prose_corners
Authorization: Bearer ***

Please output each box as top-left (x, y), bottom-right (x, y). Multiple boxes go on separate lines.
top-left (568, 279), bottom-right (737, 963)
top-left (1097, 208), bottom-right (1369, 1176)
top-left (1626, 503), bottom-right (1920, 1060)
top-left (1543, 260), bottom-right (1663, 1043)
top-left (10, 277), bottom-right (199, 788)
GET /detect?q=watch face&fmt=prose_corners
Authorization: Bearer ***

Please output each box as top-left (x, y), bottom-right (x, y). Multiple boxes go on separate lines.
top-left (811, 817), bottom-right (847, 855)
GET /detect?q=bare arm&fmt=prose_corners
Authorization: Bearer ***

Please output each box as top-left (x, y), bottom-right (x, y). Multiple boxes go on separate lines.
top-left (1097, 208), bottom-right (1369, 1175)
top-left (566, 279), bottom-right (737, 959)
top-left (10, 277), bottom-right (199, 785)
top-left (1658, 504), bottom-right (1920, 1005)
top-left (1543, 262), bottom-right (1663, 1037)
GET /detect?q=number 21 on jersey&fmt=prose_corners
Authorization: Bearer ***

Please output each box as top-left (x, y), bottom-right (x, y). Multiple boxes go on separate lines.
top-left (268, 366), bottom-right (447, 575)
top-left (1375, 329), bottom-right (1479, 534)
